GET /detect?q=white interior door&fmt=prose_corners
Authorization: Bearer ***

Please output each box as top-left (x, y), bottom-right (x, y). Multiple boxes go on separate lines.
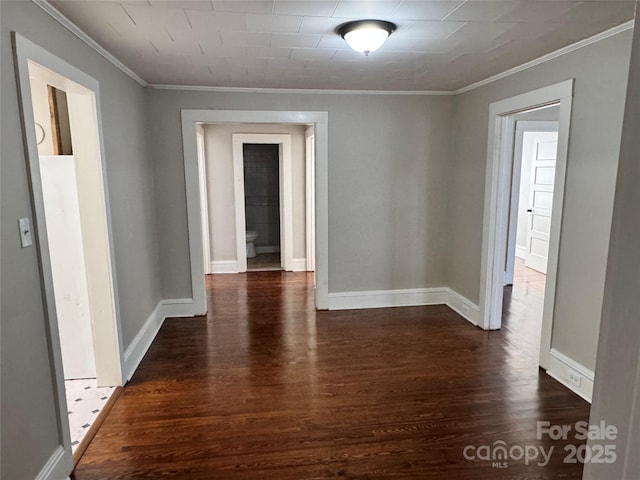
top-left (525, 132), bottom-right (558, 274)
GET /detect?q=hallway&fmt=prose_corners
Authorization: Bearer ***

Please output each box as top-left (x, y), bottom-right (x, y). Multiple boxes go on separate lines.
top-left (73, 272), bottom-right (589, 479)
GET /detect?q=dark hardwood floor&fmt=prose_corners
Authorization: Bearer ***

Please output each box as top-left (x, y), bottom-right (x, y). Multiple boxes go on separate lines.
top-left (73, 266), bottom-right (589, 479)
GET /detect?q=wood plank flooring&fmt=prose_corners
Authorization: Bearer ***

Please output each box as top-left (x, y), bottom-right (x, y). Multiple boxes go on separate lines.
top-left (73, 268), bottom-right (589, 479)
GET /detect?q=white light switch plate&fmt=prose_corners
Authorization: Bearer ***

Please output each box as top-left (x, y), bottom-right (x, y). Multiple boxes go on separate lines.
top-left (18, 217), bottom-right (33, 247)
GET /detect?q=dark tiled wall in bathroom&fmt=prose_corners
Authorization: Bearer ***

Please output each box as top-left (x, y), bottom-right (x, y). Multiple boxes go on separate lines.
top-left (243, 144), bottom-right (280, 248)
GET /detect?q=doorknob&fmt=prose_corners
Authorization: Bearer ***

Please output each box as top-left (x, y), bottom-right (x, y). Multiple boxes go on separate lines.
top-left (526, 209), bottom-right (533, 213)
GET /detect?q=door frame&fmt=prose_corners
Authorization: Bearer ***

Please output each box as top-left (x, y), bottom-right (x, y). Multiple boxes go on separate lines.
top-left (232, 134), bottom-right (293, 272)
top-left (479, 79), bottom-right (573, 369)
top-left (305, 129), bottom-right (316, 272)
top-left (180, 110), bottom-right (329, 311)
top-left (196, 127), bottom-right (212, 274)
top-left (505, 120), bottom-right (559, 285)
top-left (13, 32), bottom-right (125, 468)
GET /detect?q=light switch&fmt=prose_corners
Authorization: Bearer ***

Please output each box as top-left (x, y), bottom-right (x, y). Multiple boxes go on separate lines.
top-left (18, 217), bottom-right (33, 247)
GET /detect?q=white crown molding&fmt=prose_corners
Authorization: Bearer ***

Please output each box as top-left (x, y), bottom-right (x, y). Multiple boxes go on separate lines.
top-left (149, 84), bottom-right (453, 96)
top-left (32, 0), bottom-right (148, 87)
top-left (149, 21), bottom-right (634, 96)
top-left (455, 20), bottom-right (635, 95)
top-left (33, 0), bottom-right (633, 97)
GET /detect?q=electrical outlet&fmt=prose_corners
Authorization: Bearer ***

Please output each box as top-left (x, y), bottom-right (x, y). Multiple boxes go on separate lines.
top-left (567, 369), bottom-right (582, 388)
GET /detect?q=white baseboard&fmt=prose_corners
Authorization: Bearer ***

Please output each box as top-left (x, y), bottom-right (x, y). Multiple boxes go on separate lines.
top-left (123, 301), bottom-right (164, 382)
top-left (35, 445), bottom-right (72, 480)
top-left (327, 286), bottom-right (479, 327)
top-left (160, 298), bottom-right (196, 317)
top-left (328, 287), bottom-right (447, 310)
top-left (515, 245), bottom-right (527, 259)
top-left (255, 245), bottom-right (280, 254)
top-left (445, 288), bottom-right (480, 326)
top-left (291, 258), bottom-right (308, 272)
top-left (210, 260), bottom-right (239, 274)
top-left (124, 298), bottom-right (196, 381)
top-left (546, 348), bottom-right (594, 403)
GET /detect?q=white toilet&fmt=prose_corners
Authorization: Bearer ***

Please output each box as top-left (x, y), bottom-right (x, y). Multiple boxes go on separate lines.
top-left (246, 230), bottom-right (258, 258)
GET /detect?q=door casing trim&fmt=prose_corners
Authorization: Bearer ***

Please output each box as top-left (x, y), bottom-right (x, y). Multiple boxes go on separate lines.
top-left (180, 109), bottom-right (329, 311)
top-left (479, 79), bottom-right (574, 370)
top-left (232, 134), bottom-right (293, 272)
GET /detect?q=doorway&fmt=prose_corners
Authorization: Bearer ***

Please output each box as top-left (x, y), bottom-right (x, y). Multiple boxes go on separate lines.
top-left (180, 110), bottom-right (329, 313)
top-left (232, 133), bottom-right (294, 273)
top-left (479, 80), bottom-right (573, 370)
top-left (243, 143), bottom-right (282, 272)
top-left (193, 125), bottom-right (317, 277)
top-left (503, 111), bottom-right (560, 362)
top-left (505, 115), bottom-right (560, 285)
top-left (14, 34), bottom-right (123, 465)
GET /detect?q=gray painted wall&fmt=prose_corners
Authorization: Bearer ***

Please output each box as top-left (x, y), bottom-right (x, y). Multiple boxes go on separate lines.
top-left (149, 91), bottom-right (454, 297)
top-left (448, 31), bottom-right (633, 371)
top-left (2, 3), bottom-right (637, 479)
top-left (586, 18), bottom-right (640, 480)
top-left (1, 2), bottom-right (161, 479)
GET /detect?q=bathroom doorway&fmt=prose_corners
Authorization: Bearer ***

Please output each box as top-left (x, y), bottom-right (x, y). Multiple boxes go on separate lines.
top-left (232, 133), bottom-right (293, 273)
top-left (14, 34), bottom-right (123, 467)
top-left (243, 143), bottom-right (282, 272)
top-left (181, 110), bottom-right (329, 311)
top-left (195, 124), bottom-right (316, 276)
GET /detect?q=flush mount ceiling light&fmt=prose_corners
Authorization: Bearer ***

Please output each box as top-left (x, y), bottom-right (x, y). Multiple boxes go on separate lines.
top-left (337, 20), bottom-right (397, 56)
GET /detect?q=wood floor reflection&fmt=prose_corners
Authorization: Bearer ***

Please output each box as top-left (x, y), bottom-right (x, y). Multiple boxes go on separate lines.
top-left (503, 258), bottom-right (547, 363)
top-left (73, 269), bottom-right (589, 479)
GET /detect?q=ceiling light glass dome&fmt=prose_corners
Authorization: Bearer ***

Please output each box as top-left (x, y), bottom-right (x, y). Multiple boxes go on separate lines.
top-left (337, 20), bottom-right (397, 56)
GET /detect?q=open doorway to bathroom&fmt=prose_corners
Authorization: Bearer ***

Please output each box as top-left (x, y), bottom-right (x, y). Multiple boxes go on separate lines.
top-left (29, 59), bottom-right (121, 465)
top-left (180, 109), bottom-right (329, 312)
top-left (36, 81), bottom-right (120, 459)
top-left (197, 123), bottom-right (315, 276)
top-left (14, 34), bottom-right (124, 467)
top-left (243, 143), bottom-right (282, 271)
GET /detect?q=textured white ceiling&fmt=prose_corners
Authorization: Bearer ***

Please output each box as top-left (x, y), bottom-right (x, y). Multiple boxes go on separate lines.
top-left (49, 0), bottom-right (636, 91)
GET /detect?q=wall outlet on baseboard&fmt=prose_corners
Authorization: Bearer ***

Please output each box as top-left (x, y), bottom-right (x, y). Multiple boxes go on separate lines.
top-left (567, 369), bottom-right (582, 388)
